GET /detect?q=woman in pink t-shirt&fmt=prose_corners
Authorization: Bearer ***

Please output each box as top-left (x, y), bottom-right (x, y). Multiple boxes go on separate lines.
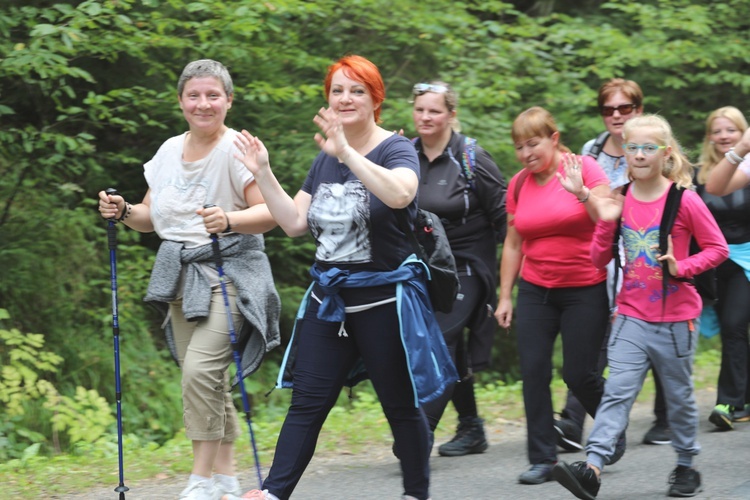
top-left (495, 106), bottom-right (610, 485)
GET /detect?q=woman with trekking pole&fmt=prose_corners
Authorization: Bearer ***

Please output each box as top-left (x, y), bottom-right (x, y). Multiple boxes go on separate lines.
top-left (223, 54), bottom-right (456, 500)
top-left (97, 59), bottom-right (281, 500)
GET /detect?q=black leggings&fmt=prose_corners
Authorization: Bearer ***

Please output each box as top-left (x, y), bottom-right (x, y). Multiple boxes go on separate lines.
top-left (515, 279), bottom-right (609, 465)
top-left (715, 258), bottom-right (750, 407)
top-left (421, 274), bottom-right (482, 431)
top-left (263, 299), bottom-right (430, 500)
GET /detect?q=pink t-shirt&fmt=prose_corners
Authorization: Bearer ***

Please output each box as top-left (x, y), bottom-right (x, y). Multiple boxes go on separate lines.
top-left (507, 155), bottom-right (609, 288)
top-left (590, 184), bottom-right (728, 322)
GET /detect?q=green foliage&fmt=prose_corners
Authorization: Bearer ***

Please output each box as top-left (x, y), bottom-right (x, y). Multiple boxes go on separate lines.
top-left (1, 0), bottom-right (748, 467)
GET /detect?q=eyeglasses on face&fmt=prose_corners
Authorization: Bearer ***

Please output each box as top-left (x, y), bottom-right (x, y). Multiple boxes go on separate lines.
top-left (601, 103), bottom-right (637, 117)
top-left (622, 143), bottom-right (666, 155)
top-left (412, 83), bottom-right (449, 96)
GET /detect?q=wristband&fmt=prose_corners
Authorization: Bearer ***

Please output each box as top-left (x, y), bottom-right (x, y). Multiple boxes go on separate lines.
top-left (221, 215), bottom-right (232, 233)
top-left (577, 187), bottom-right (590, 203)
top-left (726, 148), bottom-right (744, 165)
top-left (118, 202), bottom-right (132, 222)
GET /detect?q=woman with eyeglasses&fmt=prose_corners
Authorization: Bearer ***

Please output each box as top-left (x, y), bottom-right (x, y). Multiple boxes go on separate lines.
top-left (224, 55), bottom-right (456, 500)
top-left (695, 107), bottom-right (750, 431)
top-left (554, 78), bottom-right (671, 454)
top-left (494, 106), bottom-right (611, 485)
top-left (409, 81), bottom-right (507, 458)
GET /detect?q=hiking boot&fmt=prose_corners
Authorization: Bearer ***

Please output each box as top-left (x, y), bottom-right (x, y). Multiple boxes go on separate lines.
top-left (605, 432), bottom-right (626, 465)
top-left (179, 478), bottom-right (217, 500)
top-left (437, 416), bottom-right (488, 457)
top-left (553, 461), bottom-right (600, 500)
top-left (643, 421), bottom-right (671, 445)
top-left (518, 462), bottom-right (555, 484)
top-left (667, 466), bottom-right (702, 497)
top-left (732, 403), bottom-right (750, 422)
top-left (554, 414), bottom-right (584, 451)
top-left (709, 404), bottom-right (734, 430)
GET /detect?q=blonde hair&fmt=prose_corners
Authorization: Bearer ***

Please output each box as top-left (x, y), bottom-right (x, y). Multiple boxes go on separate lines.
top-left (697, 106), bottom-right (748, 184)
top-left (622, 114), bottom-right (693, 189)
top-left (511, 106), bottom-right (571, 153)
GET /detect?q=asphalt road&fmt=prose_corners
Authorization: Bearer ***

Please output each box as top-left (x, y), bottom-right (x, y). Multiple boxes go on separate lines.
top-left (64, 388), bottom-right (749, 499)
top-left (290, 388), bottom-right (750, 500)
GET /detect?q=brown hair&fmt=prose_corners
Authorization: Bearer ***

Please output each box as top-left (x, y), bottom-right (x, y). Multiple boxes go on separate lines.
top-left (511, 106), bottom-right (571, 153)
top-left (598, 78), bottom-right (643, 111)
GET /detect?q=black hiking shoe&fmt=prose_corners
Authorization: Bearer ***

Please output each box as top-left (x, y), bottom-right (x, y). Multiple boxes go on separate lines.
top-left (667, 466), bottom-right (702, 497)
top-left (643, 421), bottom-right (671, 445)
top-left (553, 461), bottom-right (600, 499)
top-left (554, 413), bottom-right (584, 451)
top-left (437, 416), bottom-right (488, 457)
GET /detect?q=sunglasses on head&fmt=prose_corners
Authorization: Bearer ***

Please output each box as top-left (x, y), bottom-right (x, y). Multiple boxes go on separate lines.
top-left (601, 103), bottom-right (637, 117)
top-left (412, 83), bottom-right (449, 96)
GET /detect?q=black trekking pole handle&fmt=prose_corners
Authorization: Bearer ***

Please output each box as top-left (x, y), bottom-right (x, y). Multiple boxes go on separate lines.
top-left (104, 188), bottom-right (129, 498)
top-left (203, 204), bottom-right (264, 488)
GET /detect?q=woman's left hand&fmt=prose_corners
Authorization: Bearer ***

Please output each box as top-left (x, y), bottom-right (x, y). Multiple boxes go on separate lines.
top-left (313, 106), bottom-right (350, 159)
top-left (556, 153), bottom-right (587, 199)
top-left (196, 205), bottom-right (229, 234)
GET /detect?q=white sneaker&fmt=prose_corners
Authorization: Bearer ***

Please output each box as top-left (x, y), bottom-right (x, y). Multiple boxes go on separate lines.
top-left (179, 478), bottom-right (217, 500)
top-left (213, 474), bottom-right (242, 498)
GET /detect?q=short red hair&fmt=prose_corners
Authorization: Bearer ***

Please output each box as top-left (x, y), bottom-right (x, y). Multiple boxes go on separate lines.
top-left (324, 55), bottom-right (385, 124)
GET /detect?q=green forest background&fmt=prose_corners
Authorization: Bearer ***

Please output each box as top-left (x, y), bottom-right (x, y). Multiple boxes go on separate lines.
top-left (2, 0), bottom-right (749, 464)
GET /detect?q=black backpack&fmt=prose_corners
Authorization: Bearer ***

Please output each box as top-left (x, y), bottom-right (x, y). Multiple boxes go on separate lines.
top-left (612, 183), bottom-right (718, 309)
top-left (397, 209), bottom-right (460, 313)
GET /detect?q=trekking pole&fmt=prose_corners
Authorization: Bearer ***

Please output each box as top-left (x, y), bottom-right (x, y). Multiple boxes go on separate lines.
top-left (105, 188), bottom-right (129, 499)
top-left (203, 204), bottom-right (263, 489)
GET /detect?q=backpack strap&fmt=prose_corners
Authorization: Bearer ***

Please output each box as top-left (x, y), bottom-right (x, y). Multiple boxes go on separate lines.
top-left (658, 183), bottom-right (685, 311)
top-left (587, 131), bottom-right (610, 159)
top-left (460, 136), bottom-right (478, 192)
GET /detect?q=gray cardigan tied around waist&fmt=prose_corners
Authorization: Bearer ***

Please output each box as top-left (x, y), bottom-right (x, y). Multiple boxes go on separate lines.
top-left (144, 233), bottom-right (281, 381)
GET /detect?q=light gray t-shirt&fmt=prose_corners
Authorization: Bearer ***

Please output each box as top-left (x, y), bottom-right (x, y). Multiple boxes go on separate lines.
top-left (144, 128), bottom-right (254, 249)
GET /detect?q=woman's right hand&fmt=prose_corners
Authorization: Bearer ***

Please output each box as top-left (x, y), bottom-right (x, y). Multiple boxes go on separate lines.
top-left (98, 190), bottom-right (124, 220)
top-left (234, 130), bottom-right (270, 178)
top-left (734, 127), bottom-right (750, 157)
top-left (494, 297), bottom-right (514, 329)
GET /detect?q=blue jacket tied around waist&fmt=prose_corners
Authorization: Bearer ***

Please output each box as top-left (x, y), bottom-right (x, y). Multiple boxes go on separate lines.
top-left (277, 255), bottom-right (458, 406)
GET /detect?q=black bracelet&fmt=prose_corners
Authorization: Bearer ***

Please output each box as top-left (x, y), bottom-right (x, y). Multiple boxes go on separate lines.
top-left (118, 202), bottom-right (132, 222)
top-left (221, 215), bottom-right (232, 233)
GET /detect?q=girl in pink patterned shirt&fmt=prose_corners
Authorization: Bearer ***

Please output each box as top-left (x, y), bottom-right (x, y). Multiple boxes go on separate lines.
top-left (553, 114), bottom-right (728, 499)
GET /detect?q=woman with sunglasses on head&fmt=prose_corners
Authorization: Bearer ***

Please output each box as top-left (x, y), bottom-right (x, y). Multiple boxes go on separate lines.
top-left (554, 79), bottom-right (671, 454)
top-left (224, 55), bottom-right (457, 500)
top-left (409, 81), bottom-right (507, 458)
top-left (695, 107), bottom-right (750, 430)
top-left (495, 106), bottom-right (611, 485)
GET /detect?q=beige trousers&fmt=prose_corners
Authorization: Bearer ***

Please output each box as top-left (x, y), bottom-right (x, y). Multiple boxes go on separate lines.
top-left (170, 284), bottom-right (242, 442)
